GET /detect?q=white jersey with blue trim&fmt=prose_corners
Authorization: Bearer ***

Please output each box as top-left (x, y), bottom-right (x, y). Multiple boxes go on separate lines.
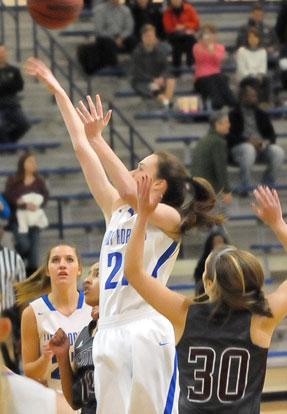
top-left (30, 291), bottom-right (92, 392)
top-left (99, 204), bottom-right (179, 318)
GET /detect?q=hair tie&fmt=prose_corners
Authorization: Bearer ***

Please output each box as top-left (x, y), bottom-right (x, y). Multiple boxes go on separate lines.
top-left (211, 247), bottom-right (236, 279)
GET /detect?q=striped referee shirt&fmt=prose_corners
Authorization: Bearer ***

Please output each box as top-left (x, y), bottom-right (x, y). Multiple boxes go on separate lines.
top-left (0, 246), bottom-right (26, 311)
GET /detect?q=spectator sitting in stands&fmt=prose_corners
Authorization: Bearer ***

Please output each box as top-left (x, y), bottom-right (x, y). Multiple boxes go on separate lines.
top-left (193, 229), bottom-right (229, 296)
top-left (3, 152), bottom-right (49, 276)
top-left (163, 0), bottom-right (199, 69)
top-left (193, 24), bottom-right (236, 109)
top-left (130, 24), bottom-right (175, 108)
top-left (227, 84), bottom-right (284, 196)
top-left (236, 2), bottom-right (278, 65)
top-left (128, 0), bottom-right (165, 42)
top-left (191, 108), bottom-right (232, 206)
top-left (236, 27), bottom-right (270, 104)
top-left (0, 43), bottom-right (30, 144)
top-left (93, 0), bottom-right (136, 68)
top-left (275, 0), bottom-right (287, 91)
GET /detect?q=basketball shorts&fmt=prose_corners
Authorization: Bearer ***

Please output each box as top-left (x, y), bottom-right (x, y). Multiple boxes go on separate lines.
top-left (93, 308), bottom-right (179, 414)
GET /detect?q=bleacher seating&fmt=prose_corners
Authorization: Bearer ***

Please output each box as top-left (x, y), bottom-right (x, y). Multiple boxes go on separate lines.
top-left (0, 141), bottom-right (61, 152)
top-left (0, 166), bottom-right (82, 177)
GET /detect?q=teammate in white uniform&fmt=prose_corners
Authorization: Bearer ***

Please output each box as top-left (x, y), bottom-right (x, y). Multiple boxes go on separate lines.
top-left (15, 243), bottom-right (91, 412)
top-left (0, 313), bottom-right (75, 414)
top-left (25, 57), bottom-right (223, 414)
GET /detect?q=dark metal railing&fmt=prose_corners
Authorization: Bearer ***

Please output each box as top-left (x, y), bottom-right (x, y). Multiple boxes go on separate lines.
top-left (32, 22), bottom-right (93, 102)
top-left (0, 0), bottom-right (22, 61)
top-left (108, 102), bottom-right (153, 170)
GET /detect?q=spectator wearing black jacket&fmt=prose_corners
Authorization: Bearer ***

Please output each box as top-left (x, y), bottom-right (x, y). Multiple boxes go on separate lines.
top-left (0, 44), bottom-right (30, 143)
top-left (227, 84), bottom-right (284, 194)
top-left (129, 0), bottom-right (165, 42)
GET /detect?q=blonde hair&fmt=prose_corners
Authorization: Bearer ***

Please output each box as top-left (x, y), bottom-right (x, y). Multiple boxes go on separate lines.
top-left (14, 242), bottom-right (81, 305)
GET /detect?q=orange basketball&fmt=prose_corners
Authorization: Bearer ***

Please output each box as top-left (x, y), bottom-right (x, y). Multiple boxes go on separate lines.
top-left (27, 0), bottom-right (84, 29)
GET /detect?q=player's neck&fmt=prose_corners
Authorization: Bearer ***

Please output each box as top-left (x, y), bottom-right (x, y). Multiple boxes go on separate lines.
top-left (48, 288), bottom-right (79, 315)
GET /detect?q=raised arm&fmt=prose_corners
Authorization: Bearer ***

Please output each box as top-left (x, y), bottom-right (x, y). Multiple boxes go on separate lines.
top-left (252, 186), bottom-right (287, 324)
top-left (76, 97), bottom-right (181, 234)
top-left (24, 57), bottom-right (119, 222)
top-left (124, 175), bottom-right (189, 343)
top-left (252, 186), bottom-right (287, 251)
top-left (76, 96), bottom-right (137, 208)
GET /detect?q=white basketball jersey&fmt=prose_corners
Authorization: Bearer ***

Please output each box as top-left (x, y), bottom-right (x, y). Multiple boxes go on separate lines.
top-left (99, 205), bottom-right (179, 318)
top-left (30, 291), bottom-right (92, 392)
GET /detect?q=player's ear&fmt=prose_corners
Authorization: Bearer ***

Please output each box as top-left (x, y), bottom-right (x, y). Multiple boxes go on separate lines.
top-left (77, 264), bottom-right (82, 278)
top-left (153, 178), bottom-right (167, 194)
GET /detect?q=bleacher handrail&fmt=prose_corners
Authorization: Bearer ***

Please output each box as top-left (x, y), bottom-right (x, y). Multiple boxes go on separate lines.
top-left (108, 102), bottom-right (154, 169)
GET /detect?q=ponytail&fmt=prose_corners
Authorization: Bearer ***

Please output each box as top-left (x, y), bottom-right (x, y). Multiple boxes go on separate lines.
top-left (155, 151), bottom-right (224, 235)
top-left (14, 265), bottom-right (51, 305)
top-left (180, 177), bottom-right (224, 234)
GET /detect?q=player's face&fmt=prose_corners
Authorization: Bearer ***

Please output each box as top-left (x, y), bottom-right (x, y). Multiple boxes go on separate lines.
top-left (84, 262), bottom-right (100, 307)
top-left (47, 245), bottom-right (81, 285)
top-left (130, 154), bottom-right (158, 182)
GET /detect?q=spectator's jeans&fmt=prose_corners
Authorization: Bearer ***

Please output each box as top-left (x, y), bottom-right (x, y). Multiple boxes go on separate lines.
top-left (231, 143), bottom-right (285, 187)
top-left (14, 225), bottom-right (40, 274)
top-left (0, 106), bottom-right (30, 143)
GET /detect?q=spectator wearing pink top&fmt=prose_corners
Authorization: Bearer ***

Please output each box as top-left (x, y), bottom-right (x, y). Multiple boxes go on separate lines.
top-left (193, 24), bottom-right (236, 109)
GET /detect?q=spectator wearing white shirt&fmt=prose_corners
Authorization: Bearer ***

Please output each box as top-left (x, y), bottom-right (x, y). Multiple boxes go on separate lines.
top-left (236, 27), bottom-right (270, 103)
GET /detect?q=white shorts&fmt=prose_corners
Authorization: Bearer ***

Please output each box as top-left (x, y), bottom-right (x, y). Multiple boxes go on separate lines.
top-left (93, 309), bottom-right (179, 414)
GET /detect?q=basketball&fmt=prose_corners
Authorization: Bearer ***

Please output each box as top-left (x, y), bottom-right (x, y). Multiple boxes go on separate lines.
top-left (27, 0), bottom-right (83, 29)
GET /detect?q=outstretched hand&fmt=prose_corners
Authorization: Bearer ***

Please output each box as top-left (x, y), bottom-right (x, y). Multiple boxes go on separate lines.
top-left (24, 57), bottom-right (62, 95)
top-left (48, 328), bottom-right (70, 358)
top-left (136, 175), bottom-right (161, 218)
top-left (76, 95), bottom-right (112, 142)
top-left (252, 186), bottom-right (283, 227)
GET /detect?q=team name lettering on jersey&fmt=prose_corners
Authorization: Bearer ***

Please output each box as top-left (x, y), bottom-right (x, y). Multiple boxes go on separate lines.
top-left (104, 228), bottom-right (147, 246)
top-left (74, 347), bottom-right (93, 368)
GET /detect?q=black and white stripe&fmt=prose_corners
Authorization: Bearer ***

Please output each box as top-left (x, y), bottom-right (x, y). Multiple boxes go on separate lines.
top-left (0, 247), bottom-right (26, 311)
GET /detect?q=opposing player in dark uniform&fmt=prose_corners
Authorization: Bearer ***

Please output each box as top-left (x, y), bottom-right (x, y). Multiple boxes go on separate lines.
top-left (124, 178), bottom-right (287, 414)
top-left (48, 262), bottom-right (99, 414)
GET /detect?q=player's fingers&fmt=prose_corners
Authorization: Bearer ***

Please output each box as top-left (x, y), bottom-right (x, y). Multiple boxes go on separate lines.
top-left (79, 100), bottom-right (93, 122)
top-left (104, 110), bottom-right (112, 125)
top-left (87, 95), bottom-right (98, 119)
top-left (76, 107), bottom-right (88, 124)
top-left (96, 94), bottom-right (103, 118)
top-left (251, 202), bottom-right (261, 218)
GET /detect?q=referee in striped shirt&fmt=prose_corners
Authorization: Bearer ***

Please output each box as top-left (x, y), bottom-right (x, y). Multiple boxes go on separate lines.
top-left (0, 223), bottom-right (26, 373)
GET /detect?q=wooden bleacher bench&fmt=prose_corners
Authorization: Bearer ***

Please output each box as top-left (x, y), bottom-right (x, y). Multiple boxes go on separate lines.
top-left (0, 141), bottom-right (61, 152)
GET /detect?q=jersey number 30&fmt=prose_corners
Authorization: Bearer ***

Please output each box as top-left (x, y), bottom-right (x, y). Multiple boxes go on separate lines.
top-left (187, 347), bottom-right (250, 403)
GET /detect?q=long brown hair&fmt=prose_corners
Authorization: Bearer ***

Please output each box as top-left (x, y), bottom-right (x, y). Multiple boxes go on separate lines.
top-left (206, 245), bottom-right (273, 317)
top-left (14, 242), bottom-right (82, 305)
top-left (155, 151), bottom-right (224, 234)
top-left (14, 151), bottom-right (38, 183)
